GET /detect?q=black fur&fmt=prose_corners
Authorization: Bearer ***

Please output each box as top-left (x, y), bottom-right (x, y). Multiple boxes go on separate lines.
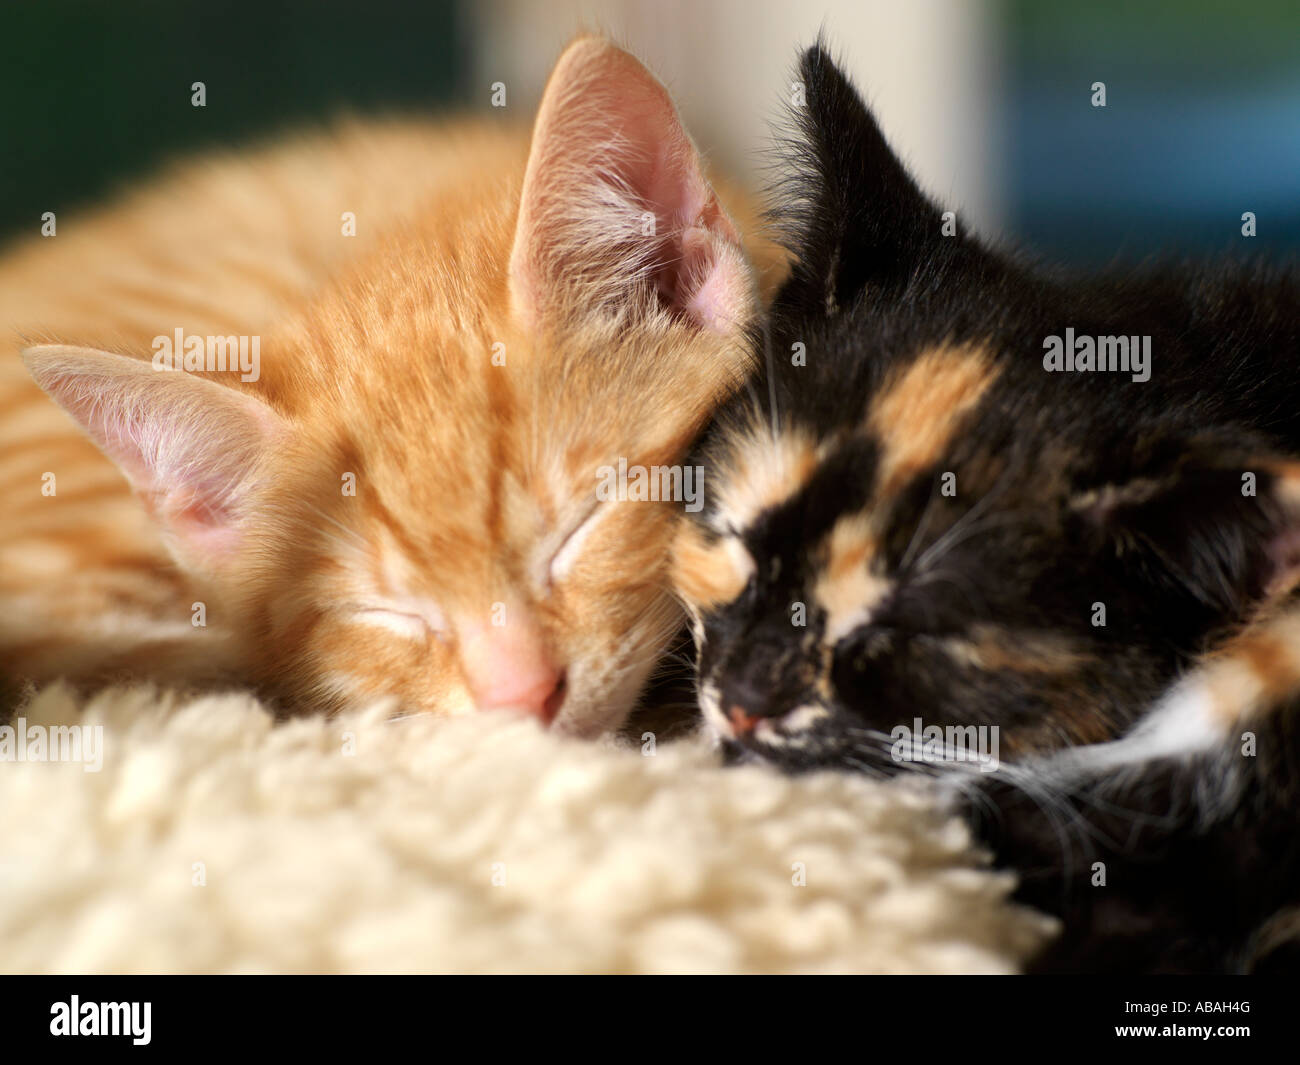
top-left (966, 703), bottom-right (1300, 973)
top-left (689, 43), bottom-right (1300, 972)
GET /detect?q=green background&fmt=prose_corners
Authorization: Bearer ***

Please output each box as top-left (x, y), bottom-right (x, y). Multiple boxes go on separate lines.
top-left (1, 0), bottom-right (1297, 264)
top-left (0, 0), bottom-right (466, 242)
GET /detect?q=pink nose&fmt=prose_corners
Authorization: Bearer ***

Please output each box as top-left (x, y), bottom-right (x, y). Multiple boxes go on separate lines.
top-left (457, 612), bottom-right (565, 724)
top-left (475, 665), bottom-right (566, 722)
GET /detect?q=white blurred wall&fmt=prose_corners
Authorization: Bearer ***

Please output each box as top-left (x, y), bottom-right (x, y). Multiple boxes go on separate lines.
top-left (468, 0), bottom-right (1003, 235)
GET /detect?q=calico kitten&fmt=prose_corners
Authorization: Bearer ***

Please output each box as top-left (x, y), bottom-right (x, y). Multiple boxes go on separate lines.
top-left (1, 36), bottom-right (771, 736)
top-left (675, 45), bottom-right (1300, 972)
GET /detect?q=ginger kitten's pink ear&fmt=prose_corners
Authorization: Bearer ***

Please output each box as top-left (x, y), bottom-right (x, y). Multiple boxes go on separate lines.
top-left (509, 35), bottom-right (754, 334)
top-left (22, 345), bottom-right (286, 572)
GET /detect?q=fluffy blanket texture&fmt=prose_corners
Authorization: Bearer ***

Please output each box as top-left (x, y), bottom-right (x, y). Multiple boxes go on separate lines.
top-left (0, 684), bottom-right (1054, 973)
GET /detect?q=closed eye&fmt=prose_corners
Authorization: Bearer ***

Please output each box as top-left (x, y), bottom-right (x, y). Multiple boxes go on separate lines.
top-left (549, 502), bottom-right (607, 584)
top-left (352, 602), bottom-right (447, 642)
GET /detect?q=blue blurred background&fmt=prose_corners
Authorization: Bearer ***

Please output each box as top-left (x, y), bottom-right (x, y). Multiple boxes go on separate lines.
top-left (1006, 0), bottom-right (1300, 263)
top-left (1, 0), bottom-right (1296, 265)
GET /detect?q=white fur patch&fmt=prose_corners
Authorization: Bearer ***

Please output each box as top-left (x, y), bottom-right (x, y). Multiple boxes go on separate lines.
top-left (699, 680), bottom-right (728, 737)
top-left (753, 704), bottom-right (829, 750)
top-left (1065, 674), bottom-right (1226, 775)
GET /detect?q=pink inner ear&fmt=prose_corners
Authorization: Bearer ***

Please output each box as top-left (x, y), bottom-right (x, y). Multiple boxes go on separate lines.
top-left (152, 487), bottom-right (247, 561)
top-left (509, 36), bottom-right (754, 333)
top-left (22, 346), bottom-right (285, 569)
top-left (677, 215), bottom-right (751, 334)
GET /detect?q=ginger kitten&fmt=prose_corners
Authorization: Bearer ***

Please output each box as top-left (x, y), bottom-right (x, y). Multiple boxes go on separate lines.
top-left (0, 36), bottom-right (767, 736)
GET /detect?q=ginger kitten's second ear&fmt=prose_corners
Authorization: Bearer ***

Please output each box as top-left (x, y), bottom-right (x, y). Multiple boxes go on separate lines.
top-left (22, 344), bottom-right (287, 574)
top-left (509, 35), bottom-right (755, 335)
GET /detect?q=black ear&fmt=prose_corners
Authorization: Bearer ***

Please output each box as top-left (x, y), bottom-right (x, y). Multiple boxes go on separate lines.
top-left (775, 43), bottom-right (946, 316)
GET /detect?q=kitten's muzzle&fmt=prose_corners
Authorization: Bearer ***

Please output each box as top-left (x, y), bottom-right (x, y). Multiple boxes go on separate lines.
top-left (715, 668), bottom-right (817, 740)
top-left (456, 609), bottom-right (566, 725)
top-left (726, 705), bottom-right (762, 735)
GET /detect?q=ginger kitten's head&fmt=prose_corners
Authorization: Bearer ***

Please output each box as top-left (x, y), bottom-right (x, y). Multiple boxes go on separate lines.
top-left (25, 36), bottom-right (761, 735)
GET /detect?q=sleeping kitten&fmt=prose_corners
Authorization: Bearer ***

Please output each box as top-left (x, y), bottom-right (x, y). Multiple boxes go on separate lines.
top-left (675, 45), bottom-right (1300, 971)
top-left (0, 35), bottom-right (770, 737)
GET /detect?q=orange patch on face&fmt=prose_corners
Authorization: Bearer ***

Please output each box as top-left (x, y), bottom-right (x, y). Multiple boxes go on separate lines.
top-left (945, 626), bottom-right (1097, 676)
top-left (814, 513), bottom-right (890, 644)
top-left (868, 344), bottom-right (998, 497)
top-left (713, 427), bottom-right (820, 534)
top-left (672, 525), bottom-right (754, 611)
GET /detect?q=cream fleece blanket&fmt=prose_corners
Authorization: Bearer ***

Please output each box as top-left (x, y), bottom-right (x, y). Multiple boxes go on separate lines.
top-left (0, 684), bottom-right (1054, 973)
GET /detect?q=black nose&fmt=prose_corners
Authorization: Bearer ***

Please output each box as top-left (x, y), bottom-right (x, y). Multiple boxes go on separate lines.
top-left (718, 676), bottom-right (778, 733)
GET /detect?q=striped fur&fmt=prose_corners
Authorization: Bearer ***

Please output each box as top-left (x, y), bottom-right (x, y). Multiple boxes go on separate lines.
top-left (1, 36), bottom-right (779, 735)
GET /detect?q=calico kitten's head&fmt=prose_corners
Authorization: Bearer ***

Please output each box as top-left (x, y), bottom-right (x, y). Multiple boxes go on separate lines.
top-left (24, 36), bottom-right (761, 736)
top-left (675, 45), bottom-right (1300, 771)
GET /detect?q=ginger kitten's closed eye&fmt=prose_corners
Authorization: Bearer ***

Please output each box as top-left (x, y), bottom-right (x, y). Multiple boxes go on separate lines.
top-left (2, 35), bottom-right (767, 735)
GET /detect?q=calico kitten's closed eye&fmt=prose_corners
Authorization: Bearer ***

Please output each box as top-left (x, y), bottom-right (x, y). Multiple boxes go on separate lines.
top-left (3, 36), bottom-right (770, 736)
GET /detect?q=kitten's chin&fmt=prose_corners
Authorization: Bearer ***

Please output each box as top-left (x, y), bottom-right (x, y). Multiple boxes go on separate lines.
top-left (550, 693), bottom-right (636, 740)
top-left (550, 656), bottom-right (658, 740)
top-left (703, 709), bottom-right (854, 773)
top-left (552, 710), bottom-right (626, 741)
